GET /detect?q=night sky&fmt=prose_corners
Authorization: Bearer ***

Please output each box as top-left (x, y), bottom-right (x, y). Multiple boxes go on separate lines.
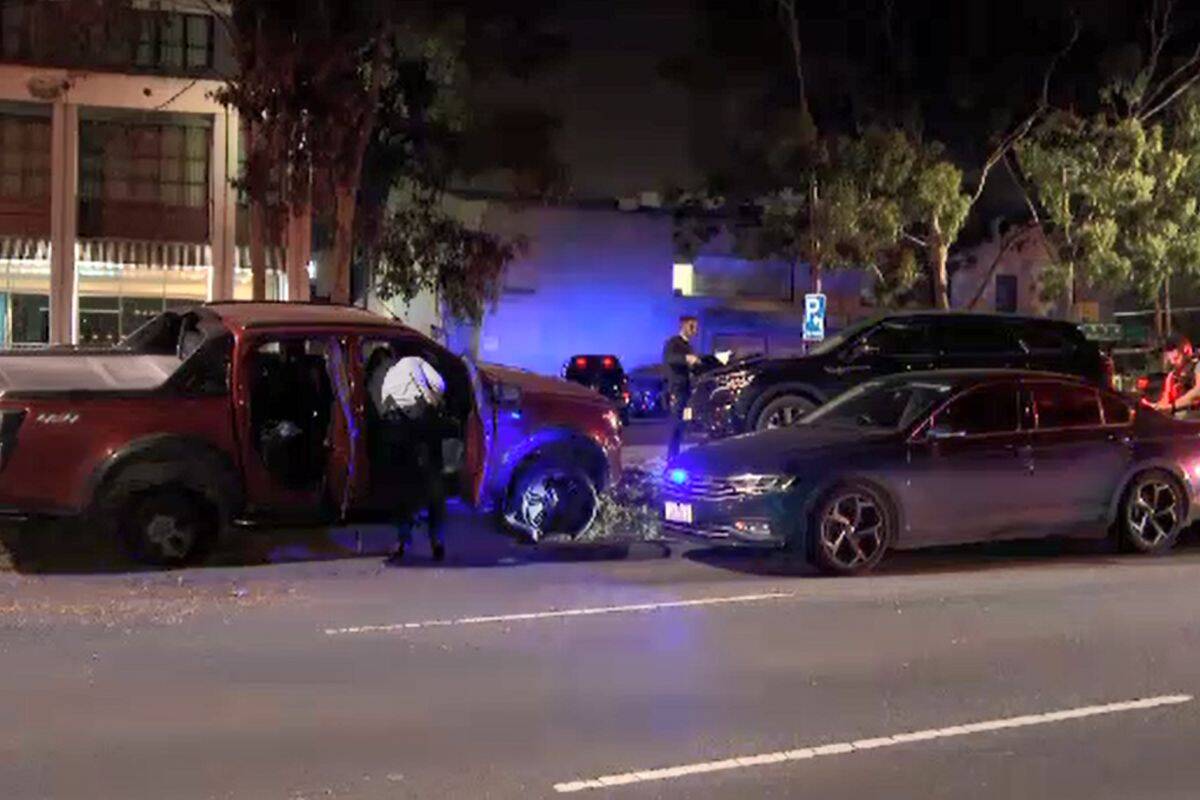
top-left (469, 0), bottom-right (1200, 217)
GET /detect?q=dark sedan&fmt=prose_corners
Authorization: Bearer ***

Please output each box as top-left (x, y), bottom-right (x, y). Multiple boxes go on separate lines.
top-left (662, 370), bottom-right (1200, 575)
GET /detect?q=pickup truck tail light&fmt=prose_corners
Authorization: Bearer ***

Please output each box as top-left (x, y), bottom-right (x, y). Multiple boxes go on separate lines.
top-left (0, 410), bottom-right (26, 471)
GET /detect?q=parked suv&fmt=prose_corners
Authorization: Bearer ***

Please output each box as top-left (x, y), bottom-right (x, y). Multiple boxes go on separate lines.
top-left (686, 311), bottom-right (1113, 438)
top-left (0, 303), bottom-right (622, 564)
top-left (563, 354), bottom-right (631, 424)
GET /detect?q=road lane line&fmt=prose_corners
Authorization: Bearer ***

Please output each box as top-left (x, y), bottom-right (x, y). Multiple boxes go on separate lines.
top-left (552, 694), bottom-right (1193, 794)
top-left (323, 591), bottom-right (795, 635)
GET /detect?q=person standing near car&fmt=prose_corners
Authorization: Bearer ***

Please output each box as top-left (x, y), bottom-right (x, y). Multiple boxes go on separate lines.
top-left (368, 348), bottom-right (450, 564)
top-left (664, 315), bottom-right (702, 458)
top-left (1152, 333), bottom-right (1200, 418)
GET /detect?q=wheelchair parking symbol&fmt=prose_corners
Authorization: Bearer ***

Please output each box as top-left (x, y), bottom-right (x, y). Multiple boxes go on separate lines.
top-left (803, 293), bottom-right (826, 341)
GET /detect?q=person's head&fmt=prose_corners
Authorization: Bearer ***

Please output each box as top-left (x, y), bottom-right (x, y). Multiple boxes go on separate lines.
top-left (679, 315), bottom-right (698, 340)
top-left (1163, 333), bottom-right (1194, 370)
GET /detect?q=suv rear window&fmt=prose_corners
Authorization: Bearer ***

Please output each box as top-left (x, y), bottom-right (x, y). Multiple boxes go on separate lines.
top-left (859, 319), bottom-right (934, 355)
top-left (1014, 323), bottom-right (1079, 354)
top-left (937, 319), bottom-right (1022, 355)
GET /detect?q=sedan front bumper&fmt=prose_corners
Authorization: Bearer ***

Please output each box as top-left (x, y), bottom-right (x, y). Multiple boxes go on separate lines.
top-left (660, 480), bottom-right (791, 547)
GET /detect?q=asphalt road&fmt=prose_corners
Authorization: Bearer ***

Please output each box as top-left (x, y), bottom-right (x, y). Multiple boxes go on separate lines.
top-left (5, 511), bottom-right (1200, 800)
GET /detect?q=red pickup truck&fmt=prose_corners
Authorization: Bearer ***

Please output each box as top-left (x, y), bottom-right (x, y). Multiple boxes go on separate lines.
top-left (0, 303), bottom-right (622, 564)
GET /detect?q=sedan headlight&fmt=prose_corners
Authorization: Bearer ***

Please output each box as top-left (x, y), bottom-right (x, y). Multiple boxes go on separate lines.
top-left (728, 474), bottom-right (794, 495)
top-left (712, 370), bottom-right (755, 395)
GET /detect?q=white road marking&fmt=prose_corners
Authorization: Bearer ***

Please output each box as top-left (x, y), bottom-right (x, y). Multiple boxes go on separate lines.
top-left (552, 694), bottom-right (1193, 794)
top-left (323, 591), bottom-right (795, 635)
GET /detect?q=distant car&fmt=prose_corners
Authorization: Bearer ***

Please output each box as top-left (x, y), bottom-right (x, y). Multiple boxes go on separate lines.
top-left (563, 354), bottom-right (631, 423)
top-left (685, 311), bottom-right (1114, 439)
top-left (627, 364), bottom-right (670, 418)
top-left (663, 369), bottom-right (1198, 575)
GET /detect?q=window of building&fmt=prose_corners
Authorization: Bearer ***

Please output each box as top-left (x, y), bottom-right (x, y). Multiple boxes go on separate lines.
top-left (136, 12), bottom-right (213, 71)
top-left (81, 120), bottom-right (209, 209)
top-left (995, 274), bottom-right (1018, 313)
top-left (0, 4), bottom-right (31, 61)
top-left (672, 257), bottom-right (792, 301)
top-left (10, 292), bottom-right (48, 345)
top-left (0, 114), bottom-right (50, 201)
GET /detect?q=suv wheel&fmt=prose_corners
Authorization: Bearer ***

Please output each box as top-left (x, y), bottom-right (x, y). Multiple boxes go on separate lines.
top-left (1119, 470), bottom-right (1185, 555)
top-left (121, 489), bottom-right (216, 567)
top-left (506, 462), bottom-right (599, 542)
top-left (756, 395), bottom-right (816, 431)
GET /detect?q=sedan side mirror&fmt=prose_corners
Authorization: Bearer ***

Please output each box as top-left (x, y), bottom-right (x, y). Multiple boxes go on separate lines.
top-left (924, 422), bottom-right (965, 441)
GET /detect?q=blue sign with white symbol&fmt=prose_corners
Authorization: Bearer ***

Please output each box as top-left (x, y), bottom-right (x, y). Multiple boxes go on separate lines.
top-left (803, 293), bottom-right (826, 341)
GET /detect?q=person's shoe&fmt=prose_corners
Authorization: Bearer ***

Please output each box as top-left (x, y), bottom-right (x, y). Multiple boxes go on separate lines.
top-left (431, 543), bottom-right (446, 563)
top-left (384, 544), bottom-right (405, 567)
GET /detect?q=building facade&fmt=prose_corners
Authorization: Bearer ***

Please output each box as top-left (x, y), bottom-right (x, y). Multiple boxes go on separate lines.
top-left (427, 194), bottom-right (868, 376)
top-left (0, 1), bottom-right (295, 347)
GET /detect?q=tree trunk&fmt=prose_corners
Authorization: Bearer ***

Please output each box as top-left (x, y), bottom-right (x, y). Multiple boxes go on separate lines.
top-left (930, 240), bottom-right (950, 309)
top-left (286, 197), bottom-right (312, 302)
top-left (249, 198), bottom-right (267, 300)
top-left (331, 182), bottom-right (355, 305)
top-left (811, 260), bottom-right (823, 294)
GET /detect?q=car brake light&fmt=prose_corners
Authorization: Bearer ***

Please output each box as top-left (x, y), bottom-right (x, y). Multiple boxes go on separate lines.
top-left (574, 357), bottom-right (588, 369)
top-left (1136, 375), bottom-right (1150, 392)
top-left (602, 356), bottom-right (615, 369)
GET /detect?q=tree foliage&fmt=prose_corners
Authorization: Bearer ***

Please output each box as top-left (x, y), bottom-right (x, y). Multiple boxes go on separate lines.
top-left (1018, 96), bottom-right (1200, 305)
top-left (374, 187), bottom-right (526, 326)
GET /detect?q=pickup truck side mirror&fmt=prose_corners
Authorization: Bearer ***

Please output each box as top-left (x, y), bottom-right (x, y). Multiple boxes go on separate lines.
top-left (493, 382), bottom-right (522, 407)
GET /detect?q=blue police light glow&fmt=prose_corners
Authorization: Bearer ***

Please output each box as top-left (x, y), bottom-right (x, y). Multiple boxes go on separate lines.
top-left (510, 410), bottom-right (523, 420)
top-left (669, 468), bottom-right (688, 485)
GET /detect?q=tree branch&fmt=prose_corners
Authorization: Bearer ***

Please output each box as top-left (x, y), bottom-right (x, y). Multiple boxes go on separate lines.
top-left (902, 231), bottom-right (928, 248)
top-left (967, 19), bottom-right (1079, 208)
top-left (775, 0), bottom-right (809, 121)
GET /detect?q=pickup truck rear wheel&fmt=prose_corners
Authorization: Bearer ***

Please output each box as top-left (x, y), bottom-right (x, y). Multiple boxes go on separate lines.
top-left (120, 489), bottom-right (216, 567)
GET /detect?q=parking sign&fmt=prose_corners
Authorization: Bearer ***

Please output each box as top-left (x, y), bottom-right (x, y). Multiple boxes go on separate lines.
top-left (803, 293), bottom-right (826, 341)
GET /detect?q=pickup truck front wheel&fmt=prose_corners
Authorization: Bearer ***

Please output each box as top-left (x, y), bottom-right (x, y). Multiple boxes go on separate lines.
top-left (120, 489), bottom-right (216, 567)
top-left (505, 462), bottom-right (599, 543)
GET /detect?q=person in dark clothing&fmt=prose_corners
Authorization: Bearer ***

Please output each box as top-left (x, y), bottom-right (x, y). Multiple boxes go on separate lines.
top-left (366, 347), bottom-right (450, 564)
top-left (663, 315), bottom-right (701, 458)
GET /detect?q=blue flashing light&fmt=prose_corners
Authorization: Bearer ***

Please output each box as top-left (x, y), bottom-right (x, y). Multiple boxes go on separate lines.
top-left (509, 410), bottom-right (523, 420)
top-left (669, 468), bottom-right (688, 486)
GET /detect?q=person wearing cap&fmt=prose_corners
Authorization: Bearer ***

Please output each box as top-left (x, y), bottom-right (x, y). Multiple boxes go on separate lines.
top-left (1151, 333), bottom-right (1200, 418)
top-left (367, 346), bottom-right (451, 563)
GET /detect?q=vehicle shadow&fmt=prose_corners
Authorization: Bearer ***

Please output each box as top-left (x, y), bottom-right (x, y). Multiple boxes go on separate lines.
top-left (683, 529), bottom-right (1200, 578)
top-left (0, 512), bottom-right (672, 576)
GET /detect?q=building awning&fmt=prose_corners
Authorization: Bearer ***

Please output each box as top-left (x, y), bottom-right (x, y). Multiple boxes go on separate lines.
top-left (235, 245), bottom-right (285, 273)
top-left (77, 238), bottom-right (212, 270)
top-left (0, 236), bottom-right (286, 274)
top-left (0, 236), bottom-right (50, 262)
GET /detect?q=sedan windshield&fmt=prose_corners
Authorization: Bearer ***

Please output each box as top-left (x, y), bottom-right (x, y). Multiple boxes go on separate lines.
top-left (804, 378), bottom-right (954, 431)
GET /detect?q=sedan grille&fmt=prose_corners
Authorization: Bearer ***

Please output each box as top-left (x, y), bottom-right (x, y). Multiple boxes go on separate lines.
top-left (663, 474), bottom-right (792, 502)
